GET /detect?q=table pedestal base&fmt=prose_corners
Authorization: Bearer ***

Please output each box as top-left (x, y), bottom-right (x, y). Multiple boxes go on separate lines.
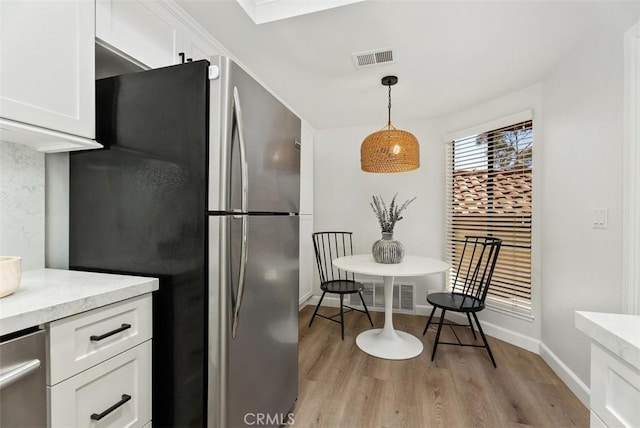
top-left (355, 328), bottom-right (424, 360)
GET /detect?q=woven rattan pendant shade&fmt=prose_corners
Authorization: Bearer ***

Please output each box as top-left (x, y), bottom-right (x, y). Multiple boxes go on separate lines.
top-left (360, 76), bottom-right (420, 173)
top-left (361, 125), bottom-right (419, 173)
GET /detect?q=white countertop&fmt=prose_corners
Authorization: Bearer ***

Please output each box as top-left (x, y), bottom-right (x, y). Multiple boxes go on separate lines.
top-left (0, 269), bottom-right (159, 336)
top-left (575, 311), bottom-right (640, 371)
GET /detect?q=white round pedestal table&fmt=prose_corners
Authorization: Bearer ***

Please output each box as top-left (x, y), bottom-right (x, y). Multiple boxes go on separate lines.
top-left (333, 254), bottom-right (449, 360)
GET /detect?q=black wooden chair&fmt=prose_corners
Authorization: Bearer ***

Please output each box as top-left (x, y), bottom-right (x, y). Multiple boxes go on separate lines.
top-left (423, 236), bottom-right (502, 367)
top-left (309, 232), bottom-right (374, 339)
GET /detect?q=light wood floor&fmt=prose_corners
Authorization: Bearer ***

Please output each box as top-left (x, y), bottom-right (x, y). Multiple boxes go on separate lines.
top-left (293, 305), bottom-right (588, 428)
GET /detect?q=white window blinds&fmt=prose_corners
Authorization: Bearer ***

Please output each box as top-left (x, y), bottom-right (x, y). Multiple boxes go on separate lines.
top-left (445, 119), bottom-right (533, 316)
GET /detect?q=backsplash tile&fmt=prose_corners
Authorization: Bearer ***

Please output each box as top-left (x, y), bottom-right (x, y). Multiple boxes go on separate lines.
top-left (0, 142), bottom-right (45, 270)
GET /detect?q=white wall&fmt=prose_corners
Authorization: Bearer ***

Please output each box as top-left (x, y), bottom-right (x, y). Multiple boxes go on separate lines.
top-left (540, 18), bottom-right (635, 390)
top-left (0, 142), bottom-right (45, 270)
top-left (314, 118), bottom-right (447, 302)
top-left (45, 153), bottom-right (69, 269)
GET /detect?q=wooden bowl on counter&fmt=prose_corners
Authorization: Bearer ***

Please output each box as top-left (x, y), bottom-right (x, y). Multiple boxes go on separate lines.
top-left (0, 256), bottom-right (22, 298)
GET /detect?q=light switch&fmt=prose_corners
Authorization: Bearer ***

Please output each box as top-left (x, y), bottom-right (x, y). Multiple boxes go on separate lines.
top-left (593, 208), bottom-right (608, 229)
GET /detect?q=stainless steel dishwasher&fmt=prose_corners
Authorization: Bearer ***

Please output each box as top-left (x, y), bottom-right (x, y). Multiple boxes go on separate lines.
top-left (0, 328), bottom-right (46, 427)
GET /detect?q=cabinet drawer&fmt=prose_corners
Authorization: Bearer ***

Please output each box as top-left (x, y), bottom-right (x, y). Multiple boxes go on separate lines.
top-left (48, 294), bottom-right (152, 385)
top-left (49, 340), bottom-right (151, 428)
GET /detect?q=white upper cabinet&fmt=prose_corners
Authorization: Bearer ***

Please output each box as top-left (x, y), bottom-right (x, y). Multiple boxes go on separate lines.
top-left (97, 0), bottom-right (223, 69)
top-left (96, 0), bottom-right (181, 69)
top-left (177, 22), bottom-right (221, 63)
top-left (0, 0), bottom-right (99, 152)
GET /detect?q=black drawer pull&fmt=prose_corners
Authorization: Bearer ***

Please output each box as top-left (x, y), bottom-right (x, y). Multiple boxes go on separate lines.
top-left (90, 394), bottom-right (131, 421)
top-left (90, 324), bottom-right (131, 342)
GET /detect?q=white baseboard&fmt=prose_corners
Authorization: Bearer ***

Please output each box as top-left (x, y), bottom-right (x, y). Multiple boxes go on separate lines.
top-left (415, 304), bottom-right (540, 354)
top-left (299, 291), bottom-right (313, 309)
top-left (539, 342), bottom-right (590, 407)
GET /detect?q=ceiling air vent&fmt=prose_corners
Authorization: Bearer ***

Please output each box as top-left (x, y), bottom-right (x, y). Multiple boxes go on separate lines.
top-left (352, 48), bottom-right (395, 68)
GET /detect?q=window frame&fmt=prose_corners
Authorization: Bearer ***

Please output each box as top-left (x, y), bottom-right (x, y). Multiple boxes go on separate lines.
top-left (444, 110), bottom-right (535, 320)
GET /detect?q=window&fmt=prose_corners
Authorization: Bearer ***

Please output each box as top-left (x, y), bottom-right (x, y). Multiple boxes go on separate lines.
top-left (445, 117), bottom-right (533, 317)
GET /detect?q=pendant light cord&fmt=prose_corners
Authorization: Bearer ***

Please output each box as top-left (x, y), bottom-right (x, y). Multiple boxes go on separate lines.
top-left (387, 84), bottom-right (392, 128)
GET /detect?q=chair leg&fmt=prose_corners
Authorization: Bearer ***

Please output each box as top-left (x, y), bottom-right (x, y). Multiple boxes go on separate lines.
top-left (423, 306), bottom-right (437, 335)
top-left (339, 294), bottom-right (345, 340)
top-left (358, 292), bottom-right (374, 327)
top-left (466, 312), bottom-right (477, 340)
top-left (431, 309), bottom-right (446, 362)
top-left (472, 312), bottom-right (496, 368)
top-left (308, 291), bottom-right (326, 327)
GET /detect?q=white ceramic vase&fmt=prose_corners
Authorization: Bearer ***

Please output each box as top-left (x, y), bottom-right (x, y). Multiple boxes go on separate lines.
top-left (0, 256), bottom-right (22, 298)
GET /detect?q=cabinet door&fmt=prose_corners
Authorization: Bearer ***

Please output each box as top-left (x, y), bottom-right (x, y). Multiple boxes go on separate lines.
top-left (0, 0), bottom-right (94, 139)
top-left (49, 341), bottom-right (152, 428)
top-left (590, 343), bottom-right (640, 428)
top-left (178, 27), bottom-right (220, 63)
top-left (96, 0), bottom-right (181, 69)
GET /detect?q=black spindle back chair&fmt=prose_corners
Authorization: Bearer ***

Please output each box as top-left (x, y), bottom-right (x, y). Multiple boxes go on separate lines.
top-left (423, 236), bottom-right (502, 367)
top-left (309, 232), bottom-right (373, 339)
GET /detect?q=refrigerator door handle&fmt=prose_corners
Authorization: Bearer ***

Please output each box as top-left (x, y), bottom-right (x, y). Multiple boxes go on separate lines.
top-left (233, 87), bottom-right (249, 214)
top-left (232, 214), bottom-right (248, 338)
top-left (231, 86), bottom-right (249, 339)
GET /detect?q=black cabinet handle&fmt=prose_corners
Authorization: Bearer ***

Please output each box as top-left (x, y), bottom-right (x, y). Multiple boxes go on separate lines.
top-left (187, 58), bottom-right (193, 62)
top-left (178, 52), bottom-right (185, 64)
top-left (90, 394), bottom-right (132, 421)
top-left (90, 324), bottom-right (131, 342)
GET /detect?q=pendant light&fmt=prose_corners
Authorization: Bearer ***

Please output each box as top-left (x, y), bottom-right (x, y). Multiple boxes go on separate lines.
top-left (360, 76), bottom-right (420, 173)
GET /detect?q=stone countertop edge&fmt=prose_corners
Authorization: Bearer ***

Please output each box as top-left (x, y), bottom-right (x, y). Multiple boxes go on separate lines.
top-left (0, 268), bottom-right (159, 336)
top-left (575, 310), bottom-right (640, 371)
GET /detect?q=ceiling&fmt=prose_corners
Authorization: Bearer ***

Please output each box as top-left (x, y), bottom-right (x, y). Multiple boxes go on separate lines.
top-left (177, 0), bottom-right (640, 130)
top-left (234, 0), bottom-right (366, 24)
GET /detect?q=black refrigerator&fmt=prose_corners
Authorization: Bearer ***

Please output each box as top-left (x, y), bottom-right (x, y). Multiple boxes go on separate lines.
top-left (70, 57), bottom-right (301, 428)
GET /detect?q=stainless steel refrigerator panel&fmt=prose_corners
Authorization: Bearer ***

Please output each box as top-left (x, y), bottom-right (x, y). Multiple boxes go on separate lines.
top-left (208, 56), bottom-right (230, 213)
top-left (223, 60), bottom-right (301, 214)
top-left (208, 216), bottom-right (226, 428)
top-left (227, 215), bottom-right (299, 428)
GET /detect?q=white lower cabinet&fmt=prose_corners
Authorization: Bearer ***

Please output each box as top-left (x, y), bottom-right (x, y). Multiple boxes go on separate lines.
top-left (49, 341), bottom-right (151, 428)
top-left (590, 410), bottom-right (608, 428)
top-left (47, 294), bottom-right (153, 427)
top-left (589, 343), bottom-right (640, 427)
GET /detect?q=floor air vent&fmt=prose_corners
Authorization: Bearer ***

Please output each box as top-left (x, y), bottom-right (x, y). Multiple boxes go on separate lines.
top-left (350, 282), bottom-right (414, 312)
top-left (352, 48), bottom-right (395, 68)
